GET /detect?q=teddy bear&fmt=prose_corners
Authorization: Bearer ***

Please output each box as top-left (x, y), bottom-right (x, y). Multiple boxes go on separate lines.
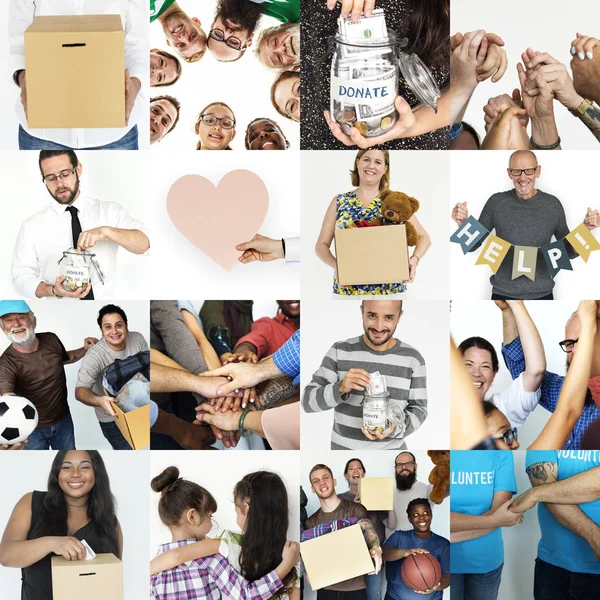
top-left (379, 189), bottom-right (420, 246)
top-left (427, 450), bottom-right (450, 505)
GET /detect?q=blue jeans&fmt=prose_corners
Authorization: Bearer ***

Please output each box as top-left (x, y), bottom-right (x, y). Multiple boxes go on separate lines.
top-left (534, 557), bottom-right (600, 600)
top-left (451, 563), bottom-right (503, 600)
top-left (99, 420), bottom-right (131, 450)
top-left (491, 292), bottom-right (554, 301)
top-left (366, 567), bottom-right (384, 600)
top-left (25, 413), bottom-right (76, 450)
top-left (18, 125), bottom-right (139, 150)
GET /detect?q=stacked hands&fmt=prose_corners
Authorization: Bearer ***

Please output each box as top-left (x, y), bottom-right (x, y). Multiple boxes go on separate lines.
top-left (452, 29), bottom-right (600, 148)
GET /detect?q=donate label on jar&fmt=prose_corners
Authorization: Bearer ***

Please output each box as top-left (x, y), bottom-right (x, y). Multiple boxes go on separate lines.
top-left (331, 74), bottom-right (395, 114)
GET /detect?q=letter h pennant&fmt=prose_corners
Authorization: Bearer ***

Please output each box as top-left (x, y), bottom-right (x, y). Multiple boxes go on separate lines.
top-left (450, 216), bottom-right (489, 254)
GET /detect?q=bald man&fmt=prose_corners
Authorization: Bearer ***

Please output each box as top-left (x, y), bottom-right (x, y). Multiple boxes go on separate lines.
top-left (452, 150), bottom-right (600, 300)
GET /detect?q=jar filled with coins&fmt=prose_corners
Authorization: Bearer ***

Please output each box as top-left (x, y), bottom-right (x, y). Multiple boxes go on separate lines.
top-left (362, 390), bottom-right (390, 433)
top-left (58, 248), bottom-right (104, 292)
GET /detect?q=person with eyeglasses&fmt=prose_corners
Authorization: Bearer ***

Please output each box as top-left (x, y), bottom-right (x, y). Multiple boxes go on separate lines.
top-left (208, 0), bottom-right (263, 62)
top-left (195, 102), bottom-right (237, 150)
top-left (150, 1), bottom-right (207, 64)
top-left (501, 300), bottom-right (600, 450)
top-left (11, 150), bottom-right (150, 300)
top-left (451, 149), bottom-right (600, 300)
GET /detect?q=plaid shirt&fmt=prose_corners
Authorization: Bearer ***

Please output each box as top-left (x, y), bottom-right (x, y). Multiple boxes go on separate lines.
top-left (300, 518), bottom-right (358, 542)
top-left (273, 330), bottom-right (300, 385)
top-left (151, 540), bottom-right (283, 600)
top-left (502, 337), bottom-right (600, 449)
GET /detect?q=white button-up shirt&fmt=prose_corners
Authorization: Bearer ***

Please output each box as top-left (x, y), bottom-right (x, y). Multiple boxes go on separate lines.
top-left (9, 0), bottom-right (148, 148)
top-left (12, 193), bottom-right (150, 299)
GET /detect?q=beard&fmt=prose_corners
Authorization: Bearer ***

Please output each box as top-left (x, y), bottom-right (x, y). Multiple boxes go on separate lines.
top-left (49, 174), bottom-right (80, 205)
top-left (6, 325), bottom-right (36, 346)
top-left (395, 470), bottom-right (417, 491)
top-left (285, 25), bottom-right (300, 62)
top-left (365, 327), bottom-right (394, 346)
top-left (216, 0), bottom-right (262, 34)
top-left (278, 301), bottom-right (299, 319)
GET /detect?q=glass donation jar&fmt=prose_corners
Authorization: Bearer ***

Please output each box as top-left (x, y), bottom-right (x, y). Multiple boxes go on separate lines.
top-left (58, 248), bottom-right (104, 292)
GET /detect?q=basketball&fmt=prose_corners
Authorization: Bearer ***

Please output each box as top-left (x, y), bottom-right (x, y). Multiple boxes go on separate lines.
top-left (401, 552), bottom-right (442, 592)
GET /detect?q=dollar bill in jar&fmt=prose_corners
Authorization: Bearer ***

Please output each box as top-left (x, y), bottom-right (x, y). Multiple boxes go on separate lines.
top-left (363, 391), bottom-right (390, 433)
top-left (61, 250), bottom-right (90, 292)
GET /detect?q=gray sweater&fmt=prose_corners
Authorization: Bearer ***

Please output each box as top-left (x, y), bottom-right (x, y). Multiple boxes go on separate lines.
top-left (472, 189), bottom-right (577, 298)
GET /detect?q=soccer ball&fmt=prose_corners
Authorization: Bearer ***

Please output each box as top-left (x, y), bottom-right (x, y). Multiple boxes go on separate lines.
top-left (0, 396), bottom-right (38, 444)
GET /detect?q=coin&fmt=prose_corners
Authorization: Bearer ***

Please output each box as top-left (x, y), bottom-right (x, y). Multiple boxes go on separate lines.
top-left (355, 121), bottom-right (369, 136)
top-left (335, 110), bottom-right (345, 123)
top-left (380, 116), bottom-right (392, 130)
top-left (343, 108), bottom-right (356, 123)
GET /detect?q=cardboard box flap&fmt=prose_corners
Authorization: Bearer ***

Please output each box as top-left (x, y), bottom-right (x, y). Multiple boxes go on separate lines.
top-left (52, 553), bottom-right (122, 570)
top-left (113, 401), bottom-right (150, 450)
top-left (26, 15), bottom-right (123, 33)
top-left (358, 477), bottom-right (394, 511)
top-left (300, 524), bottom-right (374, 590)
top-left (334, 225), bottom-right (409, 286)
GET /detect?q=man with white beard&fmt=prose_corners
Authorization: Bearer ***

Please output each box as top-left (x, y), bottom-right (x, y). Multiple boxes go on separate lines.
top-left (0, 301), bottom-right (96, 450)
top-left (255, 23), bottom-right (300, 70)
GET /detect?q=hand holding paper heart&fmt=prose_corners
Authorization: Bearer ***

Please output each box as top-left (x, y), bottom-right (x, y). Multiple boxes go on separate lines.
top-left (167, 170), bottom-right (269, 271)
top-left (584, 207), bottom-right (600, 230)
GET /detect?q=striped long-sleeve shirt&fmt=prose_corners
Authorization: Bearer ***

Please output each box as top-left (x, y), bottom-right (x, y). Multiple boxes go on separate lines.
top-left (302, 336), bottom-right (427, 449)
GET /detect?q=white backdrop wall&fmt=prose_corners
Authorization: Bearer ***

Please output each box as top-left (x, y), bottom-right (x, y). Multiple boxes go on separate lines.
top-left (449, 151), bottom-right (600, 299)
top-left (0, 299), bottom-right (150, 449)
top-left (301, 449), bottom-right (451, 600)
top-left (148, 0), bottom-right (299, 151)
top-left (149, 450), bottom-right (301, 558)
top-left (0, 151), bottom-right (153, 300)
top-left (0, 450), bottom-right (150, 600)
top-left (300, 299), bottom-right (450, 450)
top-left (451, 0), bottom-right (600, 150)
top-left (150, 151), bottom-right (300, 299)
top-left (301, 151), bottom-right (450, 302)
top-left (451, 300), bottom-right (584, 449)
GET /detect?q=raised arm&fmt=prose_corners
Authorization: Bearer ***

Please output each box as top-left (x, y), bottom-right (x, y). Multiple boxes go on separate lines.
top-left (529, 301), bottom-right (597, 450)
top-left (314, 196), bottom-right (338, 272)
top-left (496, 301), bottom-right (519, 346)
top-left (179, 308), bottom-right (221, 371)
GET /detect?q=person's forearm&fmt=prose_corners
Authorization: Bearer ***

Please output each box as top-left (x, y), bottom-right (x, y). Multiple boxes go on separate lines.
top-left (439, 574), bottom-right (451, 591)
top-left (577, 102), bottom-right (600, 143)
top-left (358, 519), bottom-right (382, 551)
top-left (75, 386), bottom-right (104, 408)
top-left (151, 363), bottom-right (215, 395)
top-left (180, 310), bottom-right (221, 370)
top-left (530, 115), bottom-right (562, 149)
top-left (400, 87), bottom-right (451, 137)
top-left (386, 510), bottom-right (397, 530)
top-left (382, 547), bottom-right (409, 562)
top-left (256, 376), bottom-right (299, 409)
top-left (531, 467), bottom-right (600, 505)
top-left (510, 302), bottom-right (546, 389)
top-left (450, 85), bottom-right (476, 124)
top-left (315, 243), bottom-right (337, 270)
top-left (451, 511), bottom-right (496, 532)
top-left (103, 227), bottom-right (149, 254)
top-left (0, 537), bottom-right (55, 568)
top-left (412, 231), bottom-right (431, 261)
top-left (501, 307), bottom-right (519, 346)
top-left (451, 527), bottom-right (497, 543)
top-left (235, 342), bottom-right (259, 356)
top-left (240, 410), bottom-right (266, 439)
top-left (65, 347), bottom-right (87, 365)
top-left (34, 281), bottom-right (55, 298)
top-left (255, 356), bottom-right (285, 384)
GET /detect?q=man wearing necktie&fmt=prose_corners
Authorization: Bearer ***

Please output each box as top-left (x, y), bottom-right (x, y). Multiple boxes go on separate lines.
top-left (12, 150), bottom-right (150, 300)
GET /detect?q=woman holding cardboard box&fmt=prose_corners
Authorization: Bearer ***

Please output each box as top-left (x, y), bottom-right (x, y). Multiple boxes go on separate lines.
top-left (315, 149), bottom-right (431, 295)
top-left (0, 450), bottom-right (122, 600)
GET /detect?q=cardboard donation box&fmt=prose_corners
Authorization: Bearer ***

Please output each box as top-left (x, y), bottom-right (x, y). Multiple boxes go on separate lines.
top-left (51, 553), bottom-right (123, 600)
top-left (300, 524), bottom-right (374, 590)
top-left (358, 477), bottom-right (394, 511)
top-left (334, 225), bottom-right (409, 286)
top-left (25, 15), bottom-right (125, 128)
top-left (113, 400), bottom-right (149, 450)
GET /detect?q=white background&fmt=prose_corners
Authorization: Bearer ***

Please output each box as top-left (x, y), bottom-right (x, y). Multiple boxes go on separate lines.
top-left (301, 449), bottom-right (451, 600)
top-left (301, 151), bottom-right (450, 301)
top-left (0, 1), bottom-right (150, 150)
top-left (0, 299), bottom-right (149, 449)
top-left (0, 151), bottom-right (153, 300)
top-left (149, 450), bottom-right (300, 557)
top-left (449, 151), bottom-right (600, 299)
top-left (300, 300), bottom-right (450, 450)
top-left (149, 0), bottom-right (299, 151)
top-left (451, 300), bottom-right (584, 449)
top-left (0, 450), bottom-right (150, 600)
top-left (451, 0), bottom-right (600, 149)
top-left (150, 151), bottom-right (300, 299)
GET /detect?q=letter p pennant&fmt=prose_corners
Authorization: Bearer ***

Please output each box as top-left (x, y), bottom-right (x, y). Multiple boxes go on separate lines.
top-left (450, 216), bottom-right (489, 254)
top-left (541, 240), bottom-right (573, 279)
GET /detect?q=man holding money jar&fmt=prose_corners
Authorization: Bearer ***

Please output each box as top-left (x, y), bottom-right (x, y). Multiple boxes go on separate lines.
top-left (302, 300), bottom-right (427, 449)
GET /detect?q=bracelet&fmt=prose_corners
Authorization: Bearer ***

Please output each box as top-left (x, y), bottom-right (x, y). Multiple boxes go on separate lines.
top-left (529, 136), bottom-right (561, 150)
top-left (281, 238), bottom-right (286, 258)
top-left (51, 285), bottom-right (63, 299)
top-left (238, 409), bottom-right (252, 438)
top-left (410, 255), bottom-right (420, 265)
top-left (13, 69), bottom-right (24, 87)
top-left (570, 98), bottom-right (593, 117)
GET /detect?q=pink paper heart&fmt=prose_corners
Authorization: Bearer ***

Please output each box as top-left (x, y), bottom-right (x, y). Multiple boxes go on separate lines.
top-left (167, 170), bottom-right (269, 271)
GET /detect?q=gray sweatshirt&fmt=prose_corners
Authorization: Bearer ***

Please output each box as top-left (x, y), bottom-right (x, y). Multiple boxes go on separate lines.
top-left (472, 189), bottom-right (577, 298)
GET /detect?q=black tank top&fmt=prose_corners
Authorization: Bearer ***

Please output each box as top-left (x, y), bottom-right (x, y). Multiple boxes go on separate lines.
top-left (21, 491), bottom-right (112, 600)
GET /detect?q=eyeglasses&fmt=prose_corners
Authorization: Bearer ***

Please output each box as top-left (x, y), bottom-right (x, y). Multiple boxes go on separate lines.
top-left (491, 428), bottom-right (518, 446)
top-left (43, 167), bottom-right (77, 184)
top-left (559, 338), bottom-right (579, 353)
top-left (198, 114), bottom-right (236, 129)
top-left (395, 461), bottom-right (415, 469)
top-left (209, 28), bottom-right (244, 51)
top-left (508, 167), bottom-right (538, 176)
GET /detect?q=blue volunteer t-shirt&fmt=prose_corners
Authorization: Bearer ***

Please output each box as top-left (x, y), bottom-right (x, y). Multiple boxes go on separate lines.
top-left (526, 450), bottom-right (600, 574)
top-left (385, 530), bottom-right (450, 600)
top-left (450, 451), bottom-right (517, 574)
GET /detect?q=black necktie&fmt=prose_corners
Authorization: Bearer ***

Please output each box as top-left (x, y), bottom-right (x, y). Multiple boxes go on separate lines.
top-left (65, 206), bottom-right (94, 300)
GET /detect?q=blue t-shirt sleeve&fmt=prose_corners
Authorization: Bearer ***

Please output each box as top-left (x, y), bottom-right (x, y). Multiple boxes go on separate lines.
top-left (384, 530), bottom-right (402, 548)
top-left (495, 451), bottom-right (517, 493)
top-left (526, 450), bottom-right (558, 469)
top-left (439, 539), bottom-right (450, 575)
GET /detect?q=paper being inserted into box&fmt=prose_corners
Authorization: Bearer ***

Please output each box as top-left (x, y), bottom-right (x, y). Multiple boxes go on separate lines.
top-left (81, 539), bottom-right (96, 560)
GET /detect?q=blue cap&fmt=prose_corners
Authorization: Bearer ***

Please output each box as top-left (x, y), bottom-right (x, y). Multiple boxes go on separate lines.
top-left (0, 300), bottom-right (32, 318)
